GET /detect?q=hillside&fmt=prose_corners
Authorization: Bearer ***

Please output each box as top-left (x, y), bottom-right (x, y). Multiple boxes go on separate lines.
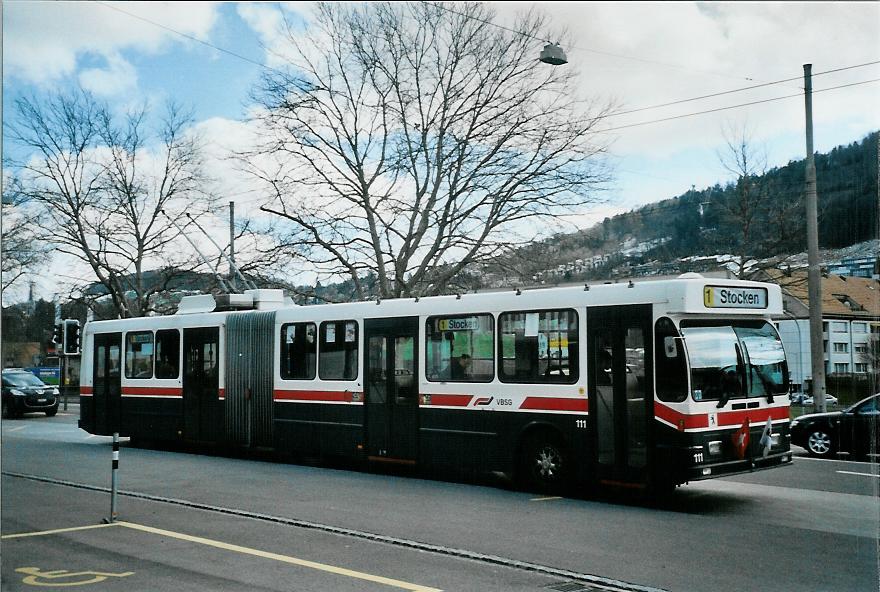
top-left (498, 131), bottom-right (878, 285)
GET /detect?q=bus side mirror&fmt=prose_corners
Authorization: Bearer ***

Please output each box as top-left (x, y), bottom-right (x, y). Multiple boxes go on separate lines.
top-left (664, 336), bottom-right (678, 358)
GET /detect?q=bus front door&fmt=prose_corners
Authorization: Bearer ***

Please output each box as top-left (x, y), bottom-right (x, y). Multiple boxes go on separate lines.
top-left (588, 305), bottom-right (653, 486)
top-left (183, 327), bottom-right (220, 442)
top-left (365, 317), bottom-right (419, 463)
top-left (92, 333), bottom-right (122, 435)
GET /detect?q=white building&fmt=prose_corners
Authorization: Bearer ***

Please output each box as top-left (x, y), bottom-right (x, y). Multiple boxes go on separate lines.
top-left (766, 271), bottom-right (880, 393)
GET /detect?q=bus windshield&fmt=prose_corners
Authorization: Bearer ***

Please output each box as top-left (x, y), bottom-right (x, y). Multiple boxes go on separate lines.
top-left (681, 320), bottom-right (788, 404)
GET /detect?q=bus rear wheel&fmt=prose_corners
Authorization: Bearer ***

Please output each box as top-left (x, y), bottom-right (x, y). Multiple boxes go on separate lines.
top-left (519, 432), bottom-right (568, 494)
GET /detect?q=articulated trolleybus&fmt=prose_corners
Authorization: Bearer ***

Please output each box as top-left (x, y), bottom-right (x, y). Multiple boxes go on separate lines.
top-left (79, 274), bottom-right (792, 493)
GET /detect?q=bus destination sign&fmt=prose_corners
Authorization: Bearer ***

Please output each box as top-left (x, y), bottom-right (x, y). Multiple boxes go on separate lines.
top-left (438, 317), bottom-right (481, 331)
top-left (703, 286), bottom-right (768, 309)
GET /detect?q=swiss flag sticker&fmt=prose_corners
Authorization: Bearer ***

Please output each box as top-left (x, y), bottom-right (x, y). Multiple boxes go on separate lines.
top-left (732, 418), bottom-right (750, 459)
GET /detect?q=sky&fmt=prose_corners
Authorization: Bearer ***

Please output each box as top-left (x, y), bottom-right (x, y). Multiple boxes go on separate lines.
top-left (3, 1), bottom-right (879, 303)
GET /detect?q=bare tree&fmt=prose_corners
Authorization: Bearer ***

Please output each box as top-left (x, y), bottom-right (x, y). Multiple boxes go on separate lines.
top-left (242, 2), bottom-right (613, 299)
top-left (5, 90), bottom-right (214, 317)
top-left (715, 123), bottom-right (805, 279)
top-left (0, 187), bottom-right (51, 297)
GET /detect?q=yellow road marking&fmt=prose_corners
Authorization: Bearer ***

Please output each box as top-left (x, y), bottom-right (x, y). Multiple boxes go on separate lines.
top-left (530, 496), bottom-right (563, 502)
top-left (2, 523), bottom-right (120, 540)
top-left (116, 522), bottom-right (442, 592)
top-left (3, 520), bottom-right (440, 590)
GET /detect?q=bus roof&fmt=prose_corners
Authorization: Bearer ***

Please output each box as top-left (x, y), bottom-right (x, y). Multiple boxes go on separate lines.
top-left (81, 274), bottom-right (782, 335)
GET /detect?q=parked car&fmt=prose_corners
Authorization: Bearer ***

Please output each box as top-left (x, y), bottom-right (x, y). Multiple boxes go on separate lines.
top-left (789, 392), bottom-right (807, 405)
top-left (1, 369), bottom-right (60, 418)
top-left (790, 393), bottom-right (880, 458)
top-left (802, 393), bottom-right (839, 406)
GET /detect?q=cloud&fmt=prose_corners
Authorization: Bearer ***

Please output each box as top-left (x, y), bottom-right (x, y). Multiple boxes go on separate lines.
top-left (4, 1), bottom-right (219, 86)
top-left (78, 53), bottom-right (138, 97)
top-left (494, 2), bottom-right (879, 162)
top-left (236, 2), bottom-right (310, 70)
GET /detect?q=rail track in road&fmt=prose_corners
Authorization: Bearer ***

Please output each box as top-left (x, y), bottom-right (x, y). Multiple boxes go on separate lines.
top-left (3, 470), bottom-right (665, 592)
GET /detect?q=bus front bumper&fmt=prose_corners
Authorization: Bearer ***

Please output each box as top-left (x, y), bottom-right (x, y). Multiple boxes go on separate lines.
top-left (685, 450), bottom-right (793, 481)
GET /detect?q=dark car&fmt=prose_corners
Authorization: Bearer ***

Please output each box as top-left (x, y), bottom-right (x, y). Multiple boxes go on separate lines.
top-left (790, 393), bottom-right (879, 458)
top-left (1, 369), bottom-right (60, 418)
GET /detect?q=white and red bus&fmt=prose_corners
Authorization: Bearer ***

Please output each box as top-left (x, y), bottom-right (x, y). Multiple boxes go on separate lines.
top-left (79, 274), bottom-right (793, 492)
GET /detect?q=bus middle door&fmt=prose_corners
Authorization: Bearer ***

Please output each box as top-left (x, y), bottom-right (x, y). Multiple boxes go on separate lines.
top-left (183, 327), bottom-right (220, 442)
top-left (588, 305), bottom-right (653, 486)
top-left (365, 317), bottom-right (419, 463)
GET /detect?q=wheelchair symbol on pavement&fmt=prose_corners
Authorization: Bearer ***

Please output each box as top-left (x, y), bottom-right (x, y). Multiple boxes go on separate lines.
top-left (15, 567), bottom-right (134, 587)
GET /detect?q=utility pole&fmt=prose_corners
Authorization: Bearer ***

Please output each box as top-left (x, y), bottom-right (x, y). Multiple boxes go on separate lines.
top-left (229, 201), bottom-right (236, 292)
top-left (804, 64), bottom-right (826, 413)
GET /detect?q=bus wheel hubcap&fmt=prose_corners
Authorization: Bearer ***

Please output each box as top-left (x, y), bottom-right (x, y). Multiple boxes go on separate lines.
top-left (536, 447), bottom-right (560, 479)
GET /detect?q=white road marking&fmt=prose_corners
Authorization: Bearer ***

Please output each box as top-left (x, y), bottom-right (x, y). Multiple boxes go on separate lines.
top-left (836, 470), bottom-right (880, 478)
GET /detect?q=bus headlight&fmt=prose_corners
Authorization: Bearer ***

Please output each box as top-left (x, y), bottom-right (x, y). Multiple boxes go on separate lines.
top-left (707, 441), bottom-right (722, 455)
top-left (771, 434), bottom-right (781, 447)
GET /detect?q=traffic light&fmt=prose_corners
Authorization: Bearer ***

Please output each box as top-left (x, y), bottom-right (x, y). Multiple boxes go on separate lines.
top-left (63, 319), bottom-right (81, 356)
top-left (52, 323), bottom-right (64, 345)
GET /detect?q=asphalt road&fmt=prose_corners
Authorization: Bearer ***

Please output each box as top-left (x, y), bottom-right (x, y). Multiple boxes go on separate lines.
top-left (2, 408), bottom-right (878, 592)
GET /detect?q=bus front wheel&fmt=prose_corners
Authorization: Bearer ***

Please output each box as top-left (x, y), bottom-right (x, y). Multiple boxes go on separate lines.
top-left (519, 432), bottom-right (568, 494)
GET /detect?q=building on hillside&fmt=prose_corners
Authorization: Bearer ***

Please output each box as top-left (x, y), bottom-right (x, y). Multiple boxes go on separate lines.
top-left (762, 270), bottom-right (880, 395)
top-left (827, 256), bottom-right (879, 280)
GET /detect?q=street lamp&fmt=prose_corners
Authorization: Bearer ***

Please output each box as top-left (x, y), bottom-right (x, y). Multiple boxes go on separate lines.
top-left (539, 43), bottom-right (567, 66)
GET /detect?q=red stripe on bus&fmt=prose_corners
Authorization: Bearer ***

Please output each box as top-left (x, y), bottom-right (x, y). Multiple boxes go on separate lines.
top-left (424, 394), bottom-right (473, 407)
top-left (121, 387), bottom-right (182, 396)
top-left (80, 386), bottom-right (93, 395)
top-left (655, 402), bottom-right (790, 431)
top-left (274, 390), bottom-right (351, 403)
top-left (653, 402), bottom-right (709, 430)
top-left (520, 397), bottom-right (589, 412)
top-left (718, 406), bottom-right (790, 426)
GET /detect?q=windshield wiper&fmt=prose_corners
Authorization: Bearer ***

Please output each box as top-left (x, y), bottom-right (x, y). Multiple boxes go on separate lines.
top-left (717, 344), bottom-right (746, 409)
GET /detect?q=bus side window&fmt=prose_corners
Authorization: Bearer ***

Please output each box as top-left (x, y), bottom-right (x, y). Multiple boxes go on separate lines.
top-left (281, 322), bottom-right (317, 380)
top-left (655, 317), bottom-right (687, 402)
top-left (155, 329), bottom-right (180, 379)
top-left (125, 331), bottom-right (154, 379)
top-left (319, 320), bottom-right (358, 380)
top-left (425, 314), bottom-right (494, 383)
top-left (498, 309), bottom-right (578, 384)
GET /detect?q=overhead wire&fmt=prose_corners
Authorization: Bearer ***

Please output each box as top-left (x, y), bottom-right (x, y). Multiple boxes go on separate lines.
top-left (605, 61), bottom-right (880, 118)
top-left (422, 1), bottom-right (763, 83)
top-left (94, 1), bottom-right (879, 136)
top-left (94, 1), bottom-right (291, 79)
top-left (600, 78), bottom-right (880, 133)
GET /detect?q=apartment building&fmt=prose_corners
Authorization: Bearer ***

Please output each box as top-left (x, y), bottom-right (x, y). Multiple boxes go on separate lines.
top-left (764, 271), bottom-right (879, 393)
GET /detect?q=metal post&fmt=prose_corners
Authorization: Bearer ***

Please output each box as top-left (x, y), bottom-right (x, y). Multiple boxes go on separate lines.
top-left (804, 64), bottom-right (826, 413)
top-left (61, 355), bottom-right (68, 412)
top-left (110, 432), bottom-right (119, 522)
top-left (229, 201), bottom-right (236, 291)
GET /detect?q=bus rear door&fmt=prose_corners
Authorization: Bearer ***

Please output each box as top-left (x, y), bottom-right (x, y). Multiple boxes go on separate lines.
top-left (92, 333), bottom-right (122, 435)
top-left (588, 305), bottom-right (653, 486)
top-left (365, 317), bottom-right (419, 463)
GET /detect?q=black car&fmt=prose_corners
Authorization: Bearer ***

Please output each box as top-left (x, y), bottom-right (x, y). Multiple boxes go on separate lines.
top-left (1, 369), bottom-right (60, 418)
top-left (790, 393), bottom-right (880, 458)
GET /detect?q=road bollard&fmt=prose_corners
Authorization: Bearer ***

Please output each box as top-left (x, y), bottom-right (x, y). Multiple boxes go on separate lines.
top-left (110, 432), bottom-right (119, 522)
